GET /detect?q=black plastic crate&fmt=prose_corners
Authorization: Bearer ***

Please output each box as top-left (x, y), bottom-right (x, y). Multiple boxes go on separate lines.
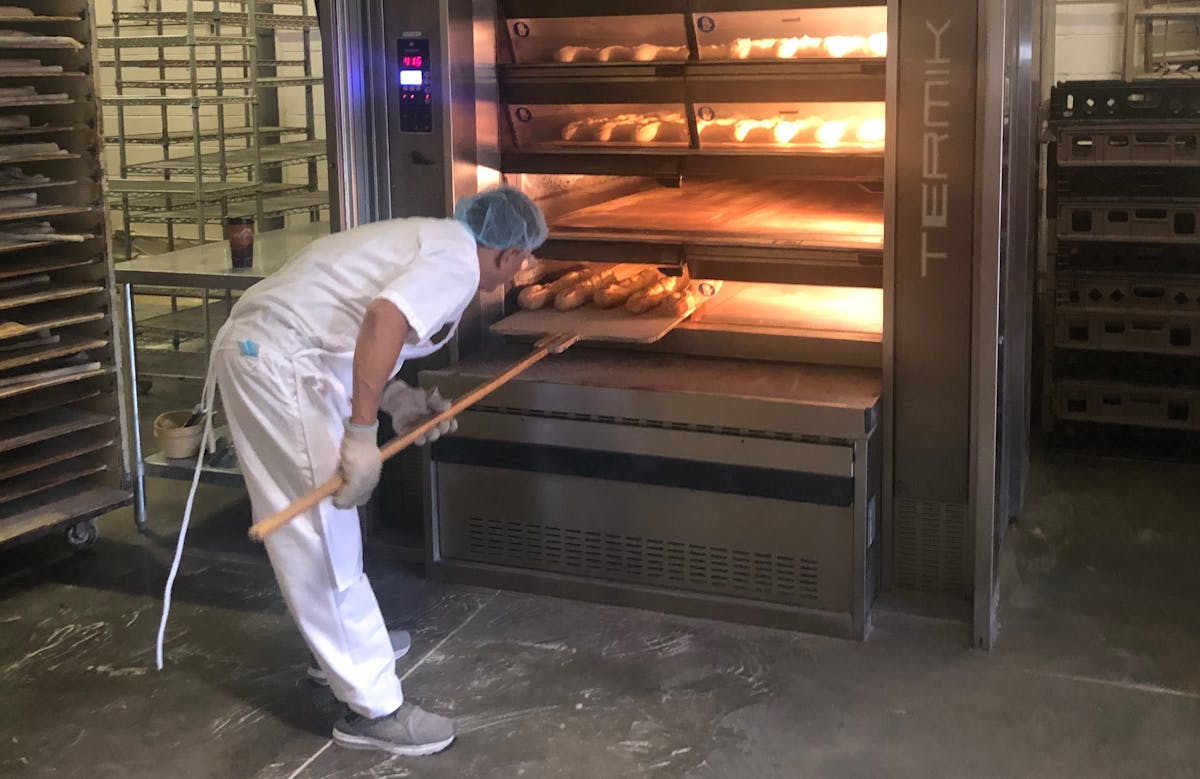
top-left (1054, 348), bottom-right (1200, 388)
top-left (1050, 156), bottom-right (1200, 204)
top-left (1055, 240), bottom-right (1200, 276)
top-left (1051, 80), bottom-right (1200, 122)
top-left (1056, 272), bottom-right (1200, 311)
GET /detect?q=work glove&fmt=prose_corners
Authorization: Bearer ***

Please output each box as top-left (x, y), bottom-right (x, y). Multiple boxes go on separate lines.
top-left (379, 381), bottom-right (458, 445)
top-left (332, 420), bottom-right (381, 509)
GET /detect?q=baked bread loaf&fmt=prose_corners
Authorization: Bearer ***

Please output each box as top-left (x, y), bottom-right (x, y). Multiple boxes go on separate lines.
top-left (517, 269), bottom-right (593, 310)
top-left (625, 276), bottom-right (685, 313)
top-left (555, 270), bottom-right (616, 310)
top-left (593, 269), bottom-right (661, 308)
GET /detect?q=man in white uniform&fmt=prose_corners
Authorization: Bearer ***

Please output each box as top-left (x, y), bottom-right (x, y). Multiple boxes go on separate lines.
top-left (210, 187), bottom-right (547, 756)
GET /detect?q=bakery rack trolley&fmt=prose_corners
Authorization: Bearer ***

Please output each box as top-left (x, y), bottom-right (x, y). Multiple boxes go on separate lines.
top-left (0, 0), bottom-right (132, 552)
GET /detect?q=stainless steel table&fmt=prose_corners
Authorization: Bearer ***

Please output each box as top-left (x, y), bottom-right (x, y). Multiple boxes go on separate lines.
top-left (115, 221), bottom-right (330, 528)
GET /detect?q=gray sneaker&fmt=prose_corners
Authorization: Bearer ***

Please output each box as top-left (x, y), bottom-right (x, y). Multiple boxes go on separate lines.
top-left (307, 629), bottom-right (412, 685)
top-left (332, 702), bottom-right (456, 756)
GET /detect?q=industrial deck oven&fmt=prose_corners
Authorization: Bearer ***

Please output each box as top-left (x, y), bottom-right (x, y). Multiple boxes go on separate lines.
top-left (319, 0), bottom-right (1044, 647)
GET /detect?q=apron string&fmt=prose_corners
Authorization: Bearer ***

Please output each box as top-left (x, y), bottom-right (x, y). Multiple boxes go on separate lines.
top-left (154, 339), bottom-right (223, 670)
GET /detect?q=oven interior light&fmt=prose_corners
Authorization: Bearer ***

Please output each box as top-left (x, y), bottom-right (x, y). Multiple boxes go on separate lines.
top-left (855, 118), bottom-right (886, 145)
top-left (815, 121), bottom-right (848, 146)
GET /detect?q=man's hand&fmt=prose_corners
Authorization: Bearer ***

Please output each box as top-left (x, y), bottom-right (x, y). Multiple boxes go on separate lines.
top-left (332, 420), bottom-right (381, 509)
top-left (380, 382), bottom-right (458, 445)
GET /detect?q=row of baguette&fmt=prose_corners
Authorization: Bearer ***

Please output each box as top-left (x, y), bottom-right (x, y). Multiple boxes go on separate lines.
top-left (517, 267), bottom-right (697, 316)
top-left (552, 34), bottom-right (887, 64)
top-left (559, 112), bottom-right (884, 147)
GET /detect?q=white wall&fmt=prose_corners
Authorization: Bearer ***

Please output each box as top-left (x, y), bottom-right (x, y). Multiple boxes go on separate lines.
top-left (1054, 1), bottom-right (1125, 81)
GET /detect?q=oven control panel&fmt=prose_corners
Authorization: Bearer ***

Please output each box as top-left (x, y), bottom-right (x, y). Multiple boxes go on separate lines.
top-left (397, 37), bottom-right (432, 133)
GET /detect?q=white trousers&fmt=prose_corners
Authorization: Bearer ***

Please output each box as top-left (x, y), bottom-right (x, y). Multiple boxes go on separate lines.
top-left (211, 329), bottom-right (404, 718)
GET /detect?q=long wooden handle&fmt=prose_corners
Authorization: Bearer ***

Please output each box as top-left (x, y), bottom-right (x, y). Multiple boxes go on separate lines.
top-left (248, 333), bottom-right (578, 542)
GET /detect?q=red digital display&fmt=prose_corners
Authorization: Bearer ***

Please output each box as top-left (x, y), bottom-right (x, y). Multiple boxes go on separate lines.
top-left (402, 55), bottom-right (423, 68)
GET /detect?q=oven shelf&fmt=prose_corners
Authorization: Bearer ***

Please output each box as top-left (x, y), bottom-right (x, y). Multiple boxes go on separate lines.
top-left (549, 179), bottom-right (883, 238)
top-left (502, 0), bottom-right (886, 17)
top-left (503, 148), bottom-right (884, 181)
top-left (541, 179), bottom-right (883, 286)
top-left (500, 60), bottom-right (885, 104)
top-left (542, 234), bottom-right (882, 287)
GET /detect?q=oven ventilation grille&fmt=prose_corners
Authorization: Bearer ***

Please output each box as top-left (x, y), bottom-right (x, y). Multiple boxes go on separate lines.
top-left (893, 498), bottom-right (966, 594)
top-left (464, 516), bottom-right (819, 605)
top-left (472, 404), bottom-right (843, 446)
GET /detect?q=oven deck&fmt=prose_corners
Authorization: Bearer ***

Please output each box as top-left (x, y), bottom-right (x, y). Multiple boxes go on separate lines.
top-left (420, 349), bottom-right (882, 638)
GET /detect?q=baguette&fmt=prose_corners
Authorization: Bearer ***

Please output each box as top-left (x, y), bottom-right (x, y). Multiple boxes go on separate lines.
top-left (625, 276), bottom-right (685, 314)
top-left (555, 270), bottom-right (616, 310)
top-left (517, 269), bottom-right (593, 310)
top-left (593, 269), bottom-right (660, 308)
top-left (656, 289), bottom-right (696, 317)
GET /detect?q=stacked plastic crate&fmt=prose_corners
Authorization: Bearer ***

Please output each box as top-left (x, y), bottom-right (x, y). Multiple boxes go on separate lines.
top-left (1046, 80), bottom-right (1200, 439)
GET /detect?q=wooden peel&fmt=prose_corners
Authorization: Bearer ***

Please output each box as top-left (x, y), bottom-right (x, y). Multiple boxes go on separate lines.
top-left (248, 332), bottom-right (580, 542)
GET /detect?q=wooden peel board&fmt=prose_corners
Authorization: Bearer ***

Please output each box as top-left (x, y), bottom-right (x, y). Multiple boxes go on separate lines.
top-left (493, 267), bottom-right (702, 344)
top-left (492, 299), bottom-right (697, 344)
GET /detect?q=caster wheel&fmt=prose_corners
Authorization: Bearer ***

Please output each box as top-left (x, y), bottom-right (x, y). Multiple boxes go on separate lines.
top-left (65, 520), bottom-right (98, 551)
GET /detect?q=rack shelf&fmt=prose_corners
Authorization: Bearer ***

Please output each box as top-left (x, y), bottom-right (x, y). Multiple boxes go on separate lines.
top-left (0, 283), bottom-right (104, 311)
top-left (0, 432), bottom-right (114, 482)
top-left (0, 406), bottom-right (114, 453)
top-left (0, 124), bottom-right (81, 138)
top-left (0, 309), bottom-right (105, 340)
top-left (101, 94), bottom-right (256, 106)
top-left (125, 139), bottom-right (326, 173)
top-left (0, 151), bottom-right (80, 163)
top-left (0, 365), bottom-right (111, 402)
top-left (0, 17), bottom-right (82, 24)
top-left (0, 70), bottom-right (87, 79)
top-left (0, 179), bottom-right (74, 193)
top-left (117, 75), bottom-right (322, 90)
top-left (113, 10), bottom-right (320, 29)
top-left (102, 57), bottom-right (307, 68)
top-left (125, 189), bottom-right (327, 222)
top-left (0, 204), bottom-right (93, 222)
top-left (0, 255), bottom-right (96, 279)
top-left (0, 36), bottom-right (83, 51)
top-left (98, 34), bottom-right (255, 49)
top-left (107, 178), bottom-right (260, 199)
top-left (104, 124), bottom-right (306, 144)
top-left (0, 334), bottom-right (109, 372)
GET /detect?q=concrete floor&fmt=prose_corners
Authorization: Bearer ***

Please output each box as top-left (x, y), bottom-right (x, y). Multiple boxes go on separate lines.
top-left (1, 449), bottom-right (1199, 778)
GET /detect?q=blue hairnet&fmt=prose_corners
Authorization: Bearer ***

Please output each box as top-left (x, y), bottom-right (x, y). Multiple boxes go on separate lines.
top-left (454, 186), bottom-right (548, 251)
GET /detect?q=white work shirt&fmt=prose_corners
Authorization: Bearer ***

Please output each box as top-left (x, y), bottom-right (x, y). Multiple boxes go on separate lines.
top-left (227, 217), bottom-right (480, 389)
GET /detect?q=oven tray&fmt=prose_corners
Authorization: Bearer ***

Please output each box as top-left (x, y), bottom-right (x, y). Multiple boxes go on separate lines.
top-left (491, 291), bottom-right (700, 344)
top-left (550, 179), bottom-right (884, 250)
